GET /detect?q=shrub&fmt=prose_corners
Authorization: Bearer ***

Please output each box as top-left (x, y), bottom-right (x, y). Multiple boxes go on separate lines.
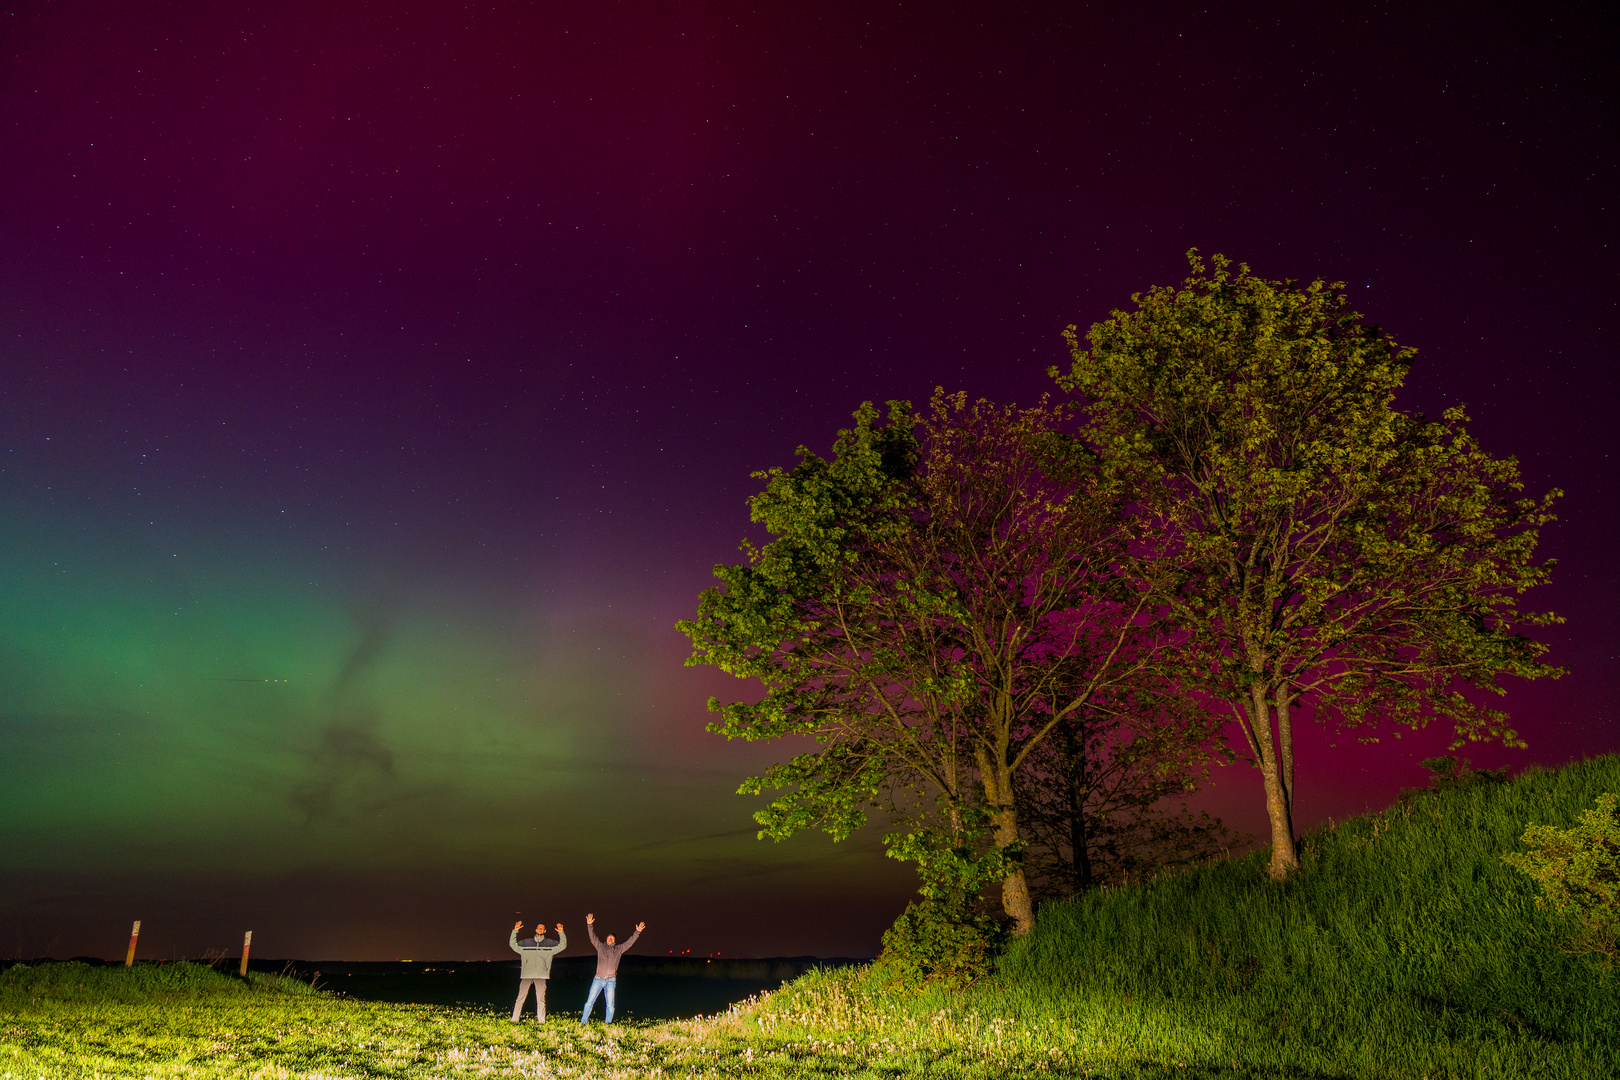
top-left (875, 895), bottom-right (1008, 994)
top-left (874, 828), bottom-right (1012, 994)
top-left (1503, 792), bottom-right (1620, 964)
top-left (1397, 756), bottom-right (1508, 805)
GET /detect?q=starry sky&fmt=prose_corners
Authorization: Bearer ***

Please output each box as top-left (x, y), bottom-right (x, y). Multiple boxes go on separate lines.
top-left (1, 1), bottom-right (1614, 961)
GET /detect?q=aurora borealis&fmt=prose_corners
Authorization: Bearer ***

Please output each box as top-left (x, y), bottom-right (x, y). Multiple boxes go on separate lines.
top-left (2, 2), bottom-right (1615, 960)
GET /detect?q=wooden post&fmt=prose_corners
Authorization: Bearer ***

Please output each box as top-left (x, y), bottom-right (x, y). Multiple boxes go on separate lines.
top-left (125, 920), bottom-right (141, 967)
top-left (239, 931), bottom-right (252, 976)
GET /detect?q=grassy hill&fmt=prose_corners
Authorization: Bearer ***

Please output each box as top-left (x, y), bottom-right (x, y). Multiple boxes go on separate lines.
top-left (2, 754), bottom-right (1616, 1078)
top-left (745, 752), bottom-right (1620, 1077)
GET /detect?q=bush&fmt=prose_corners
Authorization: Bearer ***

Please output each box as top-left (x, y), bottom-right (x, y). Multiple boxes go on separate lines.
top-left (1503, 792), bottom-right (1620, 964)
top-left (874, 825), bottom-right (1014, 994)
top-left (1397, 756), bottom-right (1508, 804)
top-left (875, 896), bottom-right (1008, 994)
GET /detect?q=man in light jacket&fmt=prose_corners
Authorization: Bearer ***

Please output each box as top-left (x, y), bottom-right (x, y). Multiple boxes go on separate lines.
top-left (509, 920), bottom-right (567, 1021)
top-left (580, 912), bottom-right (644, 1024)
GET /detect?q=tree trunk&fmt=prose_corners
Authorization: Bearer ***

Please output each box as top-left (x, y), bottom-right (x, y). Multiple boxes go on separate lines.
top-left (995, 805), bottom-right (1036, 935)
top-left (1260, 752), bottom-right (1298, 879)
top-left (1060, 725), bottom-right (1093, 892)
top-left (1249, 684), bottom-right (1298, 879)
top-left (1275, 684), bottom-right (1295, 820)
top-left (1002, 861), bottom-right (1034, 933)
top-left (979, 761), bottom-right (1036, 934)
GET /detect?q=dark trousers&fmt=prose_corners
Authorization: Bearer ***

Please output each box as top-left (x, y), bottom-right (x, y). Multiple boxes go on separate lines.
top-left (512, 977), bottom-right (547, 1020)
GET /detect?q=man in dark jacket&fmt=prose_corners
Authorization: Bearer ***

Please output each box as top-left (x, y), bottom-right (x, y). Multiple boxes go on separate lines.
top-left (579, 912), bottom-right (644, 1024)
top-left (509, 920), bottom-right (567, 1021)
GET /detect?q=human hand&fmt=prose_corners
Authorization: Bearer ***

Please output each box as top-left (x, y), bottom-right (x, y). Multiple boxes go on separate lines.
top-left (513, 920), bottom-right (523, 931)
top-left (555, 923), bottom-right (564, 933)
top-left (586, 913), bottom-right (595, 925)
top-left (635, 922), bottom-right (646, 932)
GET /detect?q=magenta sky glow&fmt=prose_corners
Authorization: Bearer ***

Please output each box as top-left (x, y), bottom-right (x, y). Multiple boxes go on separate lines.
top-left (1, 1), bottom-right (1614, 960)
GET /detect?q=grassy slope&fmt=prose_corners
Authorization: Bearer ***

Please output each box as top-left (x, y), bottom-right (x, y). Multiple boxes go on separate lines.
top-left (3, 755), bottom-right (1616, 1078)
top-left (750, 753), bottom-right (1620, 1078)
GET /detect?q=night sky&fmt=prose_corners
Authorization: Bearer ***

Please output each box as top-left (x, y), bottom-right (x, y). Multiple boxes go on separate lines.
top-left (1, 1), bottom-right (1614, 961)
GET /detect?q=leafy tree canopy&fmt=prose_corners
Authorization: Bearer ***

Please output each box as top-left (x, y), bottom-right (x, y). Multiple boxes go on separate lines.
top-left (681, 391), bottom-right (1217, 931)
top-left (1056, 250), bottom-right (1563, 877)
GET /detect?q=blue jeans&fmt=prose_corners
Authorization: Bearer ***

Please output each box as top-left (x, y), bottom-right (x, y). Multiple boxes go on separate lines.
top-left (580, 975), bottom-right (616, 1023)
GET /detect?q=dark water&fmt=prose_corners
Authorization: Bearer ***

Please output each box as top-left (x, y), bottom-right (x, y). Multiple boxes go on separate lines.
top-left (254, 956), bottom-right (865, 1022)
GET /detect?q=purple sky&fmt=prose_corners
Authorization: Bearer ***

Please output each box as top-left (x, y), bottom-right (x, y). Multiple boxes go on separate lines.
top-left (1, 1), bottom-right (1614, 960)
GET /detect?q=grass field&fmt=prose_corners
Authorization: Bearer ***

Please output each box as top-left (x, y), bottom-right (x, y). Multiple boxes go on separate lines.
top-left (4, 754), bottom-right (1617, 1078)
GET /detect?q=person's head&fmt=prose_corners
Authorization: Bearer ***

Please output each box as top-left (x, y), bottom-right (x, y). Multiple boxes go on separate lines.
top-left (606, 934), bottom-right (616, 945)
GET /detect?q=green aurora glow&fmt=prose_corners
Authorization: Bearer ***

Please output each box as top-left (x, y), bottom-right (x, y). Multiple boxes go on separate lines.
top-left (0, 513), bottom-right (912, 959)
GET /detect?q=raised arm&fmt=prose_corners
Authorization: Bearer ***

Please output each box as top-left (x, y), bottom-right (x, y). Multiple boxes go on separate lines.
top-left (508, 926), bottom-right (523, 954)
top-left (548, 926), bottom-right (569, 954)
top-left (621, 925), bottom-right (643, 951)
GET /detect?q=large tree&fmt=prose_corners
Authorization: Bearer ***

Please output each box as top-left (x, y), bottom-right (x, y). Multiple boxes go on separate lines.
top-left (680, 391), bottom-right (1209, 932)
top-left (1056, 252), bottom-right (1564, 879)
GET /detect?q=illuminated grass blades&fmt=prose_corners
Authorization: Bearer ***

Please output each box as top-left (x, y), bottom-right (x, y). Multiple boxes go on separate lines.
top-left (744, 758), bottom-right (1619, 1078)
top-left (4, 756), bottom-right (1617, 1077)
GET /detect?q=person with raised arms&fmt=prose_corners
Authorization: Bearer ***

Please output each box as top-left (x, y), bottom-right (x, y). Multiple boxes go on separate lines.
top-left (509, 919), bottom-right (567, 1022)
top-left (579, 912), bottom-right (644, 1024)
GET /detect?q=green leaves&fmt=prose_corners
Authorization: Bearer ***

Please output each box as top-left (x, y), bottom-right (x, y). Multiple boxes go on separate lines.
top-left (1504, 793), bottom-right (1620, 965)
top-left (885, 816), bottom-right (1020, 905)
top-left (740, 744), bottom-right (889, 843)
top-left (676, 399), bottom-right (922, 702)
top-left (678, 399), bottom-right (945, 853)
top-left (874, 821), bottom-right (1015, 993)
top-left (680, 390), bottom-right (1199, 931)
top-left (1053, 251), bottom-right (1563, 877)
top-left (1056, 250), bottom-right (1562, 742)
